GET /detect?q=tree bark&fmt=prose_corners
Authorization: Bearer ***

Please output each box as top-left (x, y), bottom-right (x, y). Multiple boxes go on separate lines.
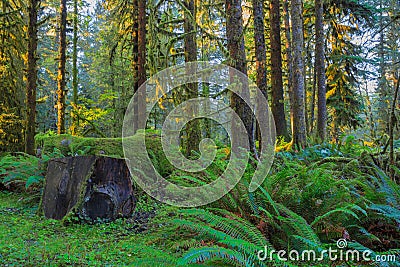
top-left (137, 0), bottom-right (147, 131)
top-left (71, 0), bottom-right (79, 135)
top-left (270, 0), bottom-right (288, 140)
top-left (57, 0), bottom-right (67, 134)
top-left (290, 0), bottom-right (307, 149)
top-left (41, 156), bottom-right (136, 221)
top-left (226, 0), bottom-right (257, 158)
top-left (184, 0), bottom-right (201, 156)
top-left (283, 0), bottom-right (294, 139)
top-left (25, 0), bottom-right (39, 155)
top-left (315, 0), bottom-right (327, 142)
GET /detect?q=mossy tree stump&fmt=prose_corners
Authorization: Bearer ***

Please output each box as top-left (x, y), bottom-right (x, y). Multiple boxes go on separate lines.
top-left (41, 156), bottom-right (135, 222)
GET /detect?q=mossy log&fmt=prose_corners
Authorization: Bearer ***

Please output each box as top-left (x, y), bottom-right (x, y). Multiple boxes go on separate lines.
top-left (41, 156), bottom-right (135, 222)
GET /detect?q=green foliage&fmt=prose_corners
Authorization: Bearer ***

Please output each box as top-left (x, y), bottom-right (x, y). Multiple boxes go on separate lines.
top-left (0, 153), bottom-right (44, 192)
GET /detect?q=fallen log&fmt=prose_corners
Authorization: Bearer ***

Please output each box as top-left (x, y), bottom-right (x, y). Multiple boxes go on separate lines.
top-left (40, 156), bottom-right (135, 222)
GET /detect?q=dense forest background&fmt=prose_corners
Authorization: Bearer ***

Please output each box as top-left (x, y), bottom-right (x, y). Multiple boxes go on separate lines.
top-left (1, 0), bottom-right (399, 154)
top-left (1, 0), bottom-right (400, 265)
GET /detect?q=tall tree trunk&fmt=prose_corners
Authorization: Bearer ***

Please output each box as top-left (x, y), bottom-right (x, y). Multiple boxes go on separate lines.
top-left (184, 0), bottom-right (200, 156)
top-left (283, 0), bottom-right (294, 139)
top-left (71, 0), bottom-right (79, 135)
top-left (315, 0), bottom-right (327, 142)
top-left (137, 0), bottom-right (146, 131)
top-left (290, 0), bottom-right (307, 149)
top-left (253, 0), bottom-right (268, 150)
top-left (132, 0), bottom-right (139, 133)
top-left (57, 0), bottom-right (67, 134)
top-left (226, 0), bottom-right (257, 158)
top-left (25, 0), bottom-right (39, 155)
top-left (270, 0), bottom-right (288, 140)
top-left (389, 74), bottom-right (399, 180)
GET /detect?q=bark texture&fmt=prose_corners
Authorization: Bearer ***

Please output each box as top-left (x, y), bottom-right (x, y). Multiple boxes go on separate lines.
top-left (226, 0), bottom-right (257, 157)
top-left (290, 0), bottom-right (307, 148)
top-left (270, 0), bottom-right (288, 140)
top-left (41, 156), bottom-right (136, 221)
top-left (315, 0), bottom-right (327, 141)
top-left (57, 0), bottom-right (67, 134)
top-left (25, 0), bottom-right (39, 155)
top-left (184, 0), bottom-right (201, 156)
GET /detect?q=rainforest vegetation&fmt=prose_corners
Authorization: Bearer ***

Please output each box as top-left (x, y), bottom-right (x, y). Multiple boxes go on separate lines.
top-left (0, 0), bottom-right (400, 265)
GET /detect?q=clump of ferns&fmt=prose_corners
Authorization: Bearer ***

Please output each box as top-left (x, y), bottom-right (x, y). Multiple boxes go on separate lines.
top-left (172, 208), bottom-right (288, 267)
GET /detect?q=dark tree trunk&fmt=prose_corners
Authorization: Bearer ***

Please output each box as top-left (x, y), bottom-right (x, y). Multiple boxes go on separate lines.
top-left (253, 0), bottom-right (268, 151)
top-left (137, 0), bottom-right (147, 131)
top-left (71, 0), bottom-right (79, 135)
top-left (25, 0), bottom-right (39, 155)
top-left (290, 0), bottom-right (307, 149)
top-left (41, 156), bottom-right (136, 222)
top-left (57, 0), bottom-right (67, 134)
top-left (226, 0), bottom-right (257, 158)
top-left (270, 0), bottom-right (288, 140)
top-left (315, 0), bottom-right (327, 142)
top-left (184, 0), bottom-right (201, 156)
top-left (132, 0), bottom-right (139, 133)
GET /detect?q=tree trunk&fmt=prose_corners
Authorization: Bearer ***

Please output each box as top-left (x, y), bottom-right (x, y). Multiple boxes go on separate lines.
top-left (226, 0), bottom-right (257, 158)
top-left (270, 0), bottom-right (288, 140)
top-left (25, 0), bottom-right (39, 155)
top-left (57, 0), bottom-right (67, 134)
top-left (315, 0), bottom-right (327, 142)
top-left (290, 0), bottom-right (307, 149)
top-left (184, 0), bottom-right (201, 156)
top-left (41, 156), bottom-right (136, 222)
top-left (283, 0), bottom-right (294, 140)
top-left (253, 0), bottom-right (268, 151)
top-left (71, 0), bottom-right (79, 135)
top-left (137, 0), bottom-right (147, 131)
top-left (132, 0), bottom-right (139, 133)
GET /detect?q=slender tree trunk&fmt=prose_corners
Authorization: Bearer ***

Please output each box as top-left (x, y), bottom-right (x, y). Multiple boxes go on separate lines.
top-left (71, 0), bottom-right (79, 135)
top-left (137, 0), bottom-right (146, 131)
top-left (290, 0), bottom-right (307, 149)
top-left (184, 0), bottom-right (200, 156)
top-left (132, 0), bottom-right (139, 133)
top-left (315, 0), bottom-right (327, 142)
top-left (283, 0), bottom-right (294, 139)
top-left (253, 0), bottom-right (268, 151)
top-left (226, 0), bottom-right (257, 158)
top-left (25, 0), bottom-right (39, 155)
top-left (389, 74), bottom-right (399, 180)
top-left (57, 0), bottom-right (67, 134)
top-left (270, 0), bottom-right (288, 141)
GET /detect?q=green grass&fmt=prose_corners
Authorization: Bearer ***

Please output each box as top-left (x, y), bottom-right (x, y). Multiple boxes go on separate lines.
top-left (0, 192), bottom-right (177, 266)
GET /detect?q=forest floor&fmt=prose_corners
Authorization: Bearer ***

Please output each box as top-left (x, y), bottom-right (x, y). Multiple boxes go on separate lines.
top-left (0, 192), bottom-right (175, 266)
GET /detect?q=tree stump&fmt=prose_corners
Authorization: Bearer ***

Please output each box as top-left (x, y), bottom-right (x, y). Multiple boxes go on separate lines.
top-left (41, 156), bottom-right (135, 222)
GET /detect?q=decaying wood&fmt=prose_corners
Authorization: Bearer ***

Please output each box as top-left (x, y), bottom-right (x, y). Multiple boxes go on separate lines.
top-left (40, 156), bottom-right (135, 222)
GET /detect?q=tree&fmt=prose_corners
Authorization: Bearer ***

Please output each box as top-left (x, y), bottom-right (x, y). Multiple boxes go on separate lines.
top-left (269, 0), bottom-right (288, 140)
top-left (25, 0), bottom-right (40, 154)
top-left (56, 0), bottom-right (67, 134)
top-left (290, 0), bottom-right (307, 148)
top-left (226, 0), bottom-right (257, 157)
top-left (183, 0), bottom-right (201, 156)
top-left (71, 0), bottom-right (79, 135)
top-left (315, 0), bottom-right (327, 142)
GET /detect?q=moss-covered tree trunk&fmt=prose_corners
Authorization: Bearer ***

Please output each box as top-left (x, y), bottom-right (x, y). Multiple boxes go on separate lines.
top-left (25, 0), bottom-right (39, 155)
top-left (41, 156), bottom-right (136, 222)
top-left (57, 0), bottom-right (67, 134)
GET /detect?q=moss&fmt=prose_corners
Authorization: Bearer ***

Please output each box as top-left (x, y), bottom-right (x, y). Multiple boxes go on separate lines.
top-left (35, 132), bottom-right (174, 177)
